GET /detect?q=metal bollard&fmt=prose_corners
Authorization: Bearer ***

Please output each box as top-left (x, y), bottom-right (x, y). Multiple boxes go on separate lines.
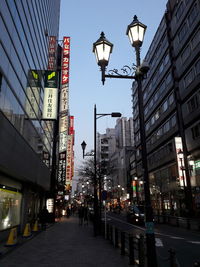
top-left (106, 224), bottom-right (109, 240)
top-left (176, 217), bottom-right (179, 227)
top-left (110, 225), bottom-right (113, 244)
top-left (138, 234), bottom-right (145, 267)
top-left (121, 231), bottom-right (125, 255)
top-left (168, 248), bottom-right (176, 267)
top-left (115, 228), bottom-right (118, 248)
top-left (129, 235), bottom-right (134, 265)
top-left (187, 218), bottom-right (190, 230)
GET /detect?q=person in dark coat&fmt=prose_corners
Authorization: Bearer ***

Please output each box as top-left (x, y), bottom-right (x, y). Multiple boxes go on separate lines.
top-left (39, 206), bottom-right (49, 230)
top-left (83, 206), bottom-right (88, 225)
top-left (78, 205), bottom-right (84, 225)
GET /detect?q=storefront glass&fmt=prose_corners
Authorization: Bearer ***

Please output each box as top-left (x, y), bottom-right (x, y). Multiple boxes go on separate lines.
top-left (0, 188), bottom-right (22, 231)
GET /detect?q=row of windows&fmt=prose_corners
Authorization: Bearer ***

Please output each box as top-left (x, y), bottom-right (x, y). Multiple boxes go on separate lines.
top-left (181, 27), bottom-right (200, 64)
top-left (148, 142), bottom-right (174, 167)
top-left (184, 58), bottom-right (200, 88)
top-left (187, 89), bottom-right (200, 113)
top-left (191, 122), bottom-right (200, 140)
top-left (144, 53), bottom-right (170, 101)
top-left (147, 114), bottom-right (177, 147)
top-left (178, 2), bottom-right (198, 42)
top-left (175, 0), bottom-right (195, 22)
top-left (144, 72), bottom-right (172, 117)
top-left (145, 17), bottom-right (166, 65)
top-left (145, 93), bottom-right (174, 131)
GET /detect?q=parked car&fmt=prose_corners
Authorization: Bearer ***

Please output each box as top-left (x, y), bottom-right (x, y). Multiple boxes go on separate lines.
top-left (127, 205), bottom-right (145, 225)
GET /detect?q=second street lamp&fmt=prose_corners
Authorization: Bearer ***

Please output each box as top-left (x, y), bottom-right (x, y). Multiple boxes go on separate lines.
top-left (81, 105), bottom-right (121, 236)
top-left (94, 104), bottom-right (121, 234)
top-left (93, 15), bottom-right (157, 267)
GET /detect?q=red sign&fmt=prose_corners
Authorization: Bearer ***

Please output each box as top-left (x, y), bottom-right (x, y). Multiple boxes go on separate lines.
top-left (62, 37), bottom-right (70, 84)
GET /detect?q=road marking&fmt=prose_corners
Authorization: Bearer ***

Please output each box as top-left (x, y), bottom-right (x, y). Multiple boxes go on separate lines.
top-left (155, 238), bottom-right (163, 247)
top-left (188, 241), bottom-right (200, 244)
top-left (170, 236), bottom-right (185, 240)
top-left (107, 214), bottom-right (198, 244)
top-left (107, 215), bottom-right (145, 230)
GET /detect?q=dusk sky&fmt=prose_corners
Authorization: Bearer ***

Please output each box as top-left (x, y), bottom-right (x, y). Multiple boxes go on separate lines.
top-left (59, 0), bottom-right (168, 177)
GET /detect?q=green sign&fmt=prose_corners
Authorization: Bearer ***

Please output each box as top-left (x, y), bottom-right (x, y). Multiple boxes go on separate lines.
top-left (195, 160), bottom-right (200, 170)
top-left (44, 71), bottom-right (58, 88)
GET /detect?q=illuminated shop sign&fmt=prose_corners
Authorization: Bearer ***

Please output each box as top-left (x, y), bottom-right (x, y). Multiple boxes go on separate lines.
top-left (42, 71), bottom-right (58, 120)
top-left (57, 152), bottom-right (66, 187)
top-left (59, 132), bottom-right (67, 152)
top-left (59, 115), bottom-right (68, 133)
top-left (174, 137), bottom-right (186, 187)
top-left (195, 160), bottom-right (200, 170)
top-left (25, 70), bottom-right (41, 119)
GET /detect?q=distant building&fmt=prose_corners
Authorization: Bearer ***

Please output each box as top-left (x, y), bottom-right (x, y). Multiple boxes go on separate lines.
top-left (97, 118), bottom-right (134, 206)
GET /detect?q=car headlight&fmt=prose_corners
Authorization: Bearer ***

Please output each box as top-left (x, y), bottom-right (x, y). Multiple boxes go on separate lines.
top-left (135, 213), bottom-right (139, 217)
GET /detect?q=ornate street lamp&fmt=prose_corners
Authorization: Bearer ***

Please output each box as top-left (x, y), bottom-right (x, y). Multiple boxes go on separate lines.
top-left (93, 32), bottom-right (113, 85)
top-left (126, 15), bottom-right (147, 47)
top-left (93, 15), bottom-right (157, 267)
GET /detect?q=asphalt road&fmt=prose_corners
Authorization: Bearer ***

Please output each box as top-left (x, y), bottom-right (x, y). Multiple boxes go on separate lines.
top-left (105, 212), bottom-right (200, 267)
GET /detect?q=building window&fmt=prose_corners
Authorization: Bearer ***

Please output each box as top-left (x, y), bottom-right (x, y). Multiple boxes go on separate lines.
top-left (181, 45), bottom-right (191, 63)
top-left (162, 100), bottom-right (168, 112)
top-left (188, 3), bottom-right (198, 26)
top-left (0, 72), bottom-right (2, 92)
top-left (168, 93), bottom-right (174, 106)
top-left (187, 94), bottom-right (199, 112)
top-left (191, 28), bottom-right (200, 49)
top-left (192, 123), bottom-right (200, 139)
top-left (184, 69), bottom-right (195, 87)
top-left (195, 59), bottom-right (200, 75)
top-left (170, 115), bottom-right (176, 127)
top-left (176, 1), bottom-right (184, 21)
top-left (178, 23), bottom-right (187, 42)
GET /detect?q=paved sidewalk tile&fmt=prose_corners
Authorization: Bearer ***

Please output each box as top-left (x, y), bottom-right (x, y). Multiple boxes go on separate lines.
top-left (0, 217), bottom-right (129, 267)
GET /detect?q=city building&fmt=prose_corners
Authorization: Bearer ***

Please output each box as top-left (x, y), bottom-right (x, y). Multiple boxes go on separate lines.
top-left (0, 0), bottom-right (61, 237)
top-left (97, 118), bottom-right (134, 207)
top-left (131, 0), bottom-right (200, 216)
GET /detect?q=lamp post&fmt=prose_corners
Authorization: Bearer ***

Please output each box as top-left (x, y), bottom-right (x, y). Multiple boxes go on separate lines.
top-left (93, 15), bottom-right (157, 267)
top-left (81, 105), bottom-right (121, 236)
top-left (94, 104), bottom-right (121, 233)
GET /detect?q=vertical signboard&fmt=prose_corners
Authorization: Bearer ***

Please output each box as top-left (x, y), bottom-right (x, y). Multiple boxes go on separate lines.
top-left (25, 70), bottom-right (41, 119)
top-left (175, 137), bottom-right (186, 187)
top-left (60, 37), bottom-right (70, 113)
top-left (57, 152), bottom-right (66, 192)
top-left (42, 71), bottom-right (58, 120)
top-left (47, 36), bottom-right (57, 70)
top-left (66, 135), bottom-right (73, 190)
top-left (57, 37), bottom-right (71, 195)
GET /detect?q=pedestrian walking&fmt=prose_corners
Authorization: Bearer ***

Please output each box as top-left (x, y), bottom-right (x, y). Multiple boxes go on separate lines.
top-left (78, 205), bottom-right (84, 225)
top-left (66, 206), bottom-right (71, 218)
top-left (39, 206), bottom-right (49, 230)
top-left (83, 206), bottom-right (89, 225)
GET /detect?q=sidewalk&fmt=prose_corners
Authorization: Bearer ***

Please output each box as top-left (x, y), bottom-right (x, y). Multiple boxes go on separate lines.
top-left (0, 216), bottom-right (129, 267)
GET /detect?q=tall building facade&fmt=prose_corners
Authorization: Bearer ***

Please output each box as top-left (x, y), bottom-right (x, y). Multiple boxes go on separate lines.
top-left (97, 118), bottom-right (134, 207)
top-left (0, 0), bottom-right (61, 236)
top-left (131, 0), bottom-right (200, 216)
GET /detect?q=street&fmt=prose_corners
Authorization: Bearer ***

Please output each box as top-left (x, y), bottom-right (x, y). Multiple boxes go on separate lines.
top-left (106, 212), bottom-right (200, 266)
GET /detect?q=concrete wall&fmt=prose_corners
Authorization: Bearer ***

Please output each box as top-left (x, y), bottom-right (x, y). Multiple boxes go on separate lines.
top-left (0, 112), bottom-right (51, 190)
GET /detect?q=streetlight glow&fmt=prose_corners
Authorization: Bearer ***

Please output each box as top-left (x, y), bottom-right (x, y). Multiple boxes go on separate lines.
top-left (126, 15), bottom-right (147, 47)
top-left (93, 32), bottom-right (113, 67)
